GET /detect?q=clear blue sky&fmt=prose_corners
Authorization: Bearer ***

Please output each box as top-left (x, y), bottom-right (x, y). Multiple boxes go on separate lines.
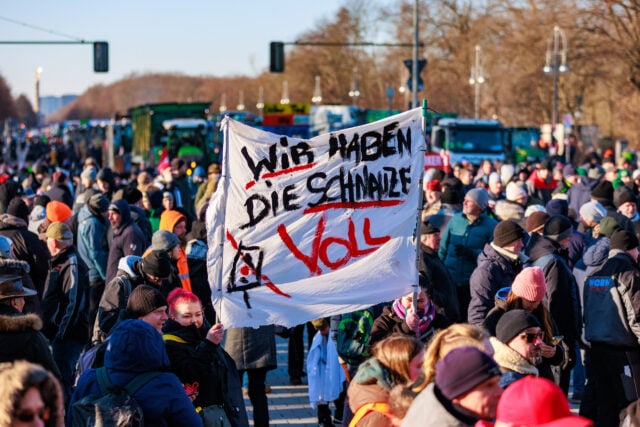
top-left (0, 1), bottom-right (350, 102)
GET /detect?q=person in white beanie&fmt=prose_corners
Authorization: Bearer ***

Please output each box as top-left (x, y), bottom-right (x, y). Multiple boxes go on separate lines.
top-left (495, 182), bottom-right (529, 222)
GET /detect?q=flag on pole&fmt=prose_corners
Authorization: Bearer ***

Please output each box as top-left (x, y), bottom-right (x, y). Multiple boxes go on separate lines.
top-left (206, 108), bottom-right (425, 328)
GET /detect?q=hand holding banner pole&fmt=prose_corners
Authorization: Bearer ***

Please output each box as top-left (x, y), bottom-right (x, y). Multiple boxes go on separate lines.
top-left (413, 99), bottom-right (428, 312)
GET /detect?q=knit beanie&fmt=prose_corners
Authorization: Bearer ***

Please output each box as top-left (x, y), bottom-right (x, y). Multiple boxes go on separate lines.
top-left (141, 250), bottom-right (172, 279)
top-left (496, 309), bottom-right (541, 344)
top-left (579, 201), bottom-right (607, 224)
top-left (465, 188), bottom-right (489, 211)
top-left (493, 220), bottom-right (525, 247)
top-left (511, 267), bottom-right (546, 302)
top-left (526, 211), bottom-right (549, 233)
top-left (46, 200), bottom-right (72, 222)
top-left (88, 193), bottom-right (110, 214)
top-left (80, 166), bottom-right (97, 181)
top-left (124, 285), bottom-right (167, 319)
top-left (434, 346), bottom-right (501, 400)
top-left (7, 197), bottom-right (29, 223)
top-left (610, 229), bottom-right (640, 251)
top-left (599, 217), bottom-right (619, 238)
top-left (614, 186), bottom-right (636, 209)
top-left (506, 182), bottom-right (527, 202)
top-left (123, 187), bottom-right (143, 204)
top-left (543, 215), bottom-right (573, 242)
top-left (591, 180), bottom-right (614, 203)
top-left (523, 204), bottom-right (546, 218)
top-left (151, 230), bottom-right (180, 251)
top-left (426, 180), bottom-right (442, 192)
top-left (563, 164), bottom-right (577, 177)
top-left (545, 199), bottom-right (568, 217)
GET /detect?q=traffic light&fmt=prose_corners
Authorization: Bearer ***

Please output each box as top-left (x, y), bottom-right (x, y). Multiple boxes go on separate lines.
top-left (93, 41), bottom-right (109, 73)
top-left (404, 59), bottom-right (427, 91)
top-left (270, 41), bottom-right (285, 73)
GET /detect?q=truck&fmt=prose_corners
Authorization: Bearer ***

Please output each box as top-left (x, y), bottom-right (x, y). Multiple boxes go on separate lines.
top-left (130, 102), bottom-right (217, 167)
top-left (430, 118), bottom-right (508, 165)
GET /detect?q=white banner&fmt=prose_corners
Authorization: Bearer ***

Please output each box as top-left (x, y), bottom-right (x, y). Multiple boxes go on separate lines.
top-left (206, 108), bottom-right (425, 328)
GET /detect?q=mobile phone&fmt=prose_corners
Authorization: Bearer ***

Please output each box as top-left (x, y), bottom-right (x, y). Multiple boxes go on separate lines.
top-left (551, 335), bottom-right (564, 346)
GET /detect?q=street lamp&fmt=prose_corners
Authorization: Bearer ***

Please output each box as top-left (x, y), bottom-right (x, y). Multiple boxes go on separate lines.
top-left (469, 45), bottom-right (485, 119)
top-left (280, 80), bottom-right (290, 105)
top-left (34, 67), bottom-right (43, 125)
top-left (348, 67), bottom-right (360, 107)
top-left (256, 86), bottom-right (264, 113)
top-left (219, 93), bottom-right (227, 113)
top-left (237, 90), bottom-right (245, 111)
top-left (543, 25), bottom-right (569, 162)
top-left (312, 75), bottom-right (322, 104)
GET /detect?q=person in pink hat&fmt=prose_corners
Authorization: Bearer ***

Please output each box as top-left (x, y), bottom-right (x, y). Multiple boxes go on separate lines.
top-left (483, 376), bottom-right (592, 427)
top-left (484, 266), bottom-right (564, 384)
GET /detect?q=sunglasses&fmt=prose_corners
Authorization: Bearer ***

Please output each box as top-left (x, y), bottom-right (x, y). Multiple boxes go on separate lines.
top-left (521, 331), bottom-right (544, 343)
top-left (15, 408), bottom-right (49, 422)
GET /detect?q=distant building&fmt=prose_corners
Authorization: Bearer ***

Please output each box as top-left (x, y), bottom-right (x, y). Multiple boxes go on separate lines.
top-left (40, 95), bottom-right (77, 115)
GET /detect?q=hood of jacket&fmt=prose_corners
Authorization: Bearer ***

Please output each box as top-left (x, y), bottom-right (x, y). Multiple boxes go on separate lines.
top-left (351, 357), bottom-right (394, 389)
top-left (105, 318), bottom-right (171, 373)
top-left (78, 202), bottom-right (105, 224)
top-left (490, 337), bottom-right (539, 377)
top-left (0, 305), bottom-right (42, 333)
top-left (526, 233), bottom-right (563, 263)
top-left (117, 255), bottom-right (142, 278)
top-left (583, 237), bottom-right (610, 267)
top-left (0, 213), bottom-right (27, 230)
top-left (111, 199), bottom-right (132, 233)
top-left (159, 209), bottom-right (186, 233)
top-left (0, 257), bottom-right (30, 274)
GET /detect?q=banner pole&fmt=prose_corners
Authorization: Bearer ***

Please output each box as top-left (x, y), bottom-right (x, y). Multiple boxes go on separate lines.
top-left (214, 116), bottom-right (232, 324)
top-left (412, 100), bottom-right (428, 312)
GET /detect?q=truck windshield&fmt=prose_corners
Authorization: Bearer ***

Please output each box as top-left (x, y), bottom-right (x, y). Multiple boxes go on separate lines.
top-left (447, 127), bottom-right (503, 153)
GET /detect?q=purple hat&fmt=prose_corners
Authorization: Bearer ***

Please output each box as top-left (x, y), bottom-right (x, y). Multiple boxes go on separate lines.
top-left (435, 346), bottom-right (500, 400)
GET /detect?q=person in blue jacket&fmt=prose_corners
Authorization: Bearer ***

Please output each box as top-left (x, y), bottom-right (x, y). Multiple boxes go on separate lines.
top-left (68, 319), bottom-right (202, 427)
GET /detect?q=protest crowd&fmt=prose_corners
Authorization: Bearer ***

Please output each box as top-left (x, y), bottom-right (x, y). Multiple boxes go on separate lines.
top-left (1, 129), bottom-right (640, 427)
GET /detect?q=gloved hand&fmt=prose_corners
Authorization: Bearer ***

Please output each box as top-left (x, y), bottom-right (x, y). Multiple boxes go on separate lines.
top-left (454, 244), bottom-right (476, 261)
top-left (405, 311), bottom-right (421, 333)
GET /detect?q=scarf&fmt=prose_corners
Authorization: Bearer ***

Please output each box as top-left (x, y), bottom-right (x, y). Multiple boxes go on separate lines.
top-left (392, 298), bottom-right (436, 339)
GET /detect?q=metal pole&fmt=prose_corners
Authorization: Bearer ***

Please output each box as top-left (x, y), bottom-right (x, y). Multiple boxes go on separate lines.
top-left (412, 0), bottom-right (419, 108)
top-left (413, 99), bottom-right (428, 312)
top-left (474, 45), bottom-right (481, 119)
top-left (552, 27), bottom-right (559, 153)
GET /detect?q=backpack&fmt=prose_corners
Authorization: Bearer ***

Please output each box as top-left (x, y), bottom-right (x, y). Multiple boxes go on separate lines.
top-left (337, 309), bottom-right (374, 367)
top-left (71, 367), bottom-right (161, 427)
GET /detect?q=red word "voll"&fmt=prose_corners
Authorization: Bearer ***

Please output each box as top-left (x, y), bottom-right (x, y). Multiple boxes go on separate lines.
top-left (278, 217), bottom-right (390, 275)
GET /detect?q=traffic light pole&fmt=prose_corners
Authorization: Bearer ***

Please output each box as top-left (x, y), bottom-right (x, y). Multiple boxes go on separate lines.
top-left (412, 0), bottom-right (419, 109)
top-left (0, 40), bottom-right (109, 72)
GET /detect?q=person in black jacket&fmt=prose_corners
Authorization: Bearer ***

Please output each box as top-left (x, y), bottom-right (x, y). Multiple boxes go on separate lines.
top-left (524, 215), bottom-right (581, 395)
top-left (163, 288), bottom-right (248, 427)
top-left (0, 274), bottom-right (61, 379)
top-left (582, 229), bottom-right (640, 426)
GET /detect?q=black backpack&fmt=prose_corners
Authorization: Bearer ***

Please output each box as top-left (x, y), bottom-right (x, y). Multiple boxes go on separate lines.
top-left (71, 367), bottom-right (161, 427)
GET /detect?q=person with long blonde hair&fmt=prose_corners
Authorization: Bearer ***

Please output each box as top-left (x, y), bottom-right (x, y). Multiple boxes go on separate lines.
top-left (347, 334), bottom-right (424, 427)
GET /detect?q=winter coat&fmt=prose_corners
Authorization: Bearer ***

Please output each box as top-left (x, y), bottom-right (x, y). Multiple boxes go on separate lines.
top-left (96, 255), bottom-right (155, 340)
top-left (0, 213), bottom-right (50, 299)
top-left (419, 246), bottom-right (460, 322)
top-left (159, 210), bottom-right (192, 293)
top-left (439, 212), bottom-right (497, 286)
top-left (0, 257), bottom-right (39, 314)
top-left (424, 204), bottom-right (460, 233)
top-left (186, 221), bottom-right (214, 324)
top-left (401, 383), bottom-right (478, 427)
top-left (468, 243), bottom-right (522, 325)
top-left (77, 203), bottom-right (109, 282)
top-left (525, 234), bottom-right (580, 355)
top-left (41, 245), bottom-right (89, 344)
top-left (69, 319), bottom-right (203, 427)
top-left (105, 199), bottom-right (146, 284)
top-left (567, 177), bottom-right (598, 217)
top-left (224, 325), bottom-right (277, 371)
top-left (584, 250), bottom-right (640, 347)
top-left (162, 319), bottom-right (248, 427)
top-left (489, 337), bottom-right (538, 388)
top-left (44, 183), bottom-right (74, 208)
top-left (573, 236), bottom-right (610, 305)
top-left (130, 204), bottom-right (153, 248)
top-left (526, 171), bottom-right (557, 204)
top-left (348, 358), bottom-right (395, 427)
top-left (170, 175), bottom-right (196, 223)
top-left (0, 304), bottom-right (61, 379)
